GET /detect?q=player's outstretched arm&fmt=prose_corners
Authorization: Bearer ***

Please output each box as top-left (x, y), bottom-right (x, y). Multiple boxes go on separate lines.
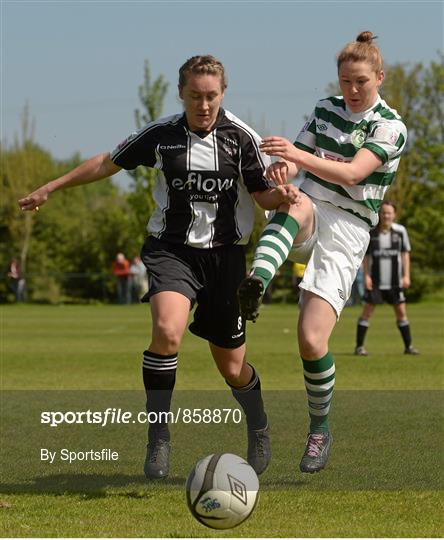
top-left (18, 152), bottom-right (121, 211)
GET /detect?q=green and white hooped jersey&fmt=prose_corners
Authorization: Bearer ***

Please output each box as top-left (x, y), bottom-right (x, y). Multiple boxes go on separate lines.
top-left (295, 95), bottom-right (407, 228)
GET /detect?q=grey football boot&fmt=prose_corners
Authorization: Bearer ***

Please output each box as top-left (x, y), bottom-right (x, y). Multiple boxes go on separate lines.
top-left (299, 432), bottom-right (333, 474)
top-left (144, 439), bottom-right (170, 479)
top-left (247, 424), bottom-right (271, 475)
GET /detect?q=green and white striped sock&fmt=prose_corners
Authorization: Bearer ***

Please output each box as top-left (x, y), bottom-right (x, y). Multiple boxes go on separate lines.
top-left (251, 212), bottom-right (300, 290)
top-left (302, 352), bottom-right (335, 434)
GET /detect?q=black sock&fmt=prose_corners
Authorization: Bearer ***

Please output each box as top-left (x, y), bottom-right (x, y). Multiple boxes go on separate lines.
top-left (397, 320), bottom-right (412, 348)
top-left (142, 350), bottom-right (177, 443)
top-left (356, 318), bottom-right (369, 347)
top-left (228, 365), bottom-right (267, 431)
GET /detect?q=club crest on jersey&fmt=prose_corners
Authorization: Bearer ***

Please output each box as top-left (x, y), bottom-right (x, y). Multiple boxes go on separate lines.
top-left (222, 136), bottom-right (238, 157)
top-left (351, 129), bottom-right (366, 149)
top-left (222, 143), bottom-right (236, 157)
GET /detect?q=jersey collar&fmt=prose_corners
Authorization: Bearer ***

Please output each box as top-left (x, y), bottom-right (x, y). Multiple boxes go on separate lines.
top-left (181, 108), bottom-right (226, 137)
top-left (346, 95), bottom-right (382, 121)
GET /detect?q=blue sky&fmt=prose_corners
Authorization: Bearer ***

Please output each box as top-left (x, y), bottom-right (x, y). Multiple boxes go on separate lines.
top-left (2, 1), bottom-right (443, 187)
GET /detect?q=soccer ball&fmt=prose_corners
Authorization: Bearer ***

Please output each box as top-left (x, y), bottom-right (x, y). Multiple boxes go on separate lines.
top-left (185, 453), bottom-right (259, 529)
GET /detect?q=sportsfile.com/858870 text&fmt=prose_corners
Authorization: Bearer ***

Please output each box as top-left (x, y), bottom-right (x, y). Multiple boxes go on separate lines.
top-left (40, 408), bottom-right (243, 427)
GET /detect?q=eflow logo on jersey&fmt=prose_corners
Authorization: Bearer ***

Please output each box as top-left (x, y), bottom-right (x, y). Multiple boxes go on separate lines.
top-left (172, 172), bottom-right (234, 192)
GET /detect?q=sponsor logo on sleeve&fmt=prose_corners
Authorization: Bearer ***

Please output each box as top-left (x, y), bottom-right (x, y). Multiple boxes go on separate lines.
top-left (373, 125), bottom-right (399, 145)
top-left (116, 131), bottom-right (138, 151)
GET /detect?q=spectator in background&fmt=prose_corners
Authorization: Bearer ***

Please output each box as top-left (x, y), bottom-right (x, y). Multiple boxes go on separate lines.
top-left (7, 257), bottom-right (26, 302)
top-left (112, 252), bottom-right (130, 304)
top-left (129, 256), bottom-right (148, 303)
top-left (355, 201), bottom-right (419, 356)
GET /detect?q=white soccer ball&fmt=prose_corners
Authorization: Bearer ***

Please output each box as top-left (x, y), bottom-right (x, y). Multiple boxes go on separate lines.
top-left (185, 452), bottom-right (259, 529)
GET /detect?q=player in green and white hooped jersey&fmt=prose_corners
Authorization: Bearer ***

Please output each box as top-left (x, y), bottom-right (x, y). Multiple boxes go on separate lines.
top-left (238, 31), bottom-right (408, 474)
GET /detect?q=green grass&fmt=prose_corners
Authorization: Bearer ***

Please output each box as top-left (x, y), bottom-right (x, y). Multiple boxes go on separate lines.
top-left (1, 302), bottom-right (443, 537)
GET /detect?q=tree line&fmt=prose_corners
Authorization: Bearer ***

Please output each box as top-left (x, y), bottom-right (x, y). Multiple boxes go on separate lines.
top-left (1, 56), bottom-right (442, 303)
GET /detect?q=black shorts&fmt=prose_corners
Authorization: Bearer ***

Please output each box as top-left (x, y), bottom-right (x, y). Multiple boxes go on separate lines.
top-left (140, 236), bottom-right (246, 349)
top-left (364, 288), bottom-right (406, 305)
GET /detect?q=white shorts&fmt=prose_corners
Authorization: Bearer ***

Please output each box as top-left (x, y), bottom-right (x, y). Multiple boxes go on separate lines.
top-left (288, 198), bottom-right (370, 317)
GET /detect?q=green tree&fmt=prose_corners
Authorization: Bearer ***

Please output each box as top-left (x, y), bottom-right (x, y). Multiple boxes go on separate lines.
top-left (1, 105), bottom-right (139, 303)
top-left (126, 61), bottom-right (169, 245)
top-left (0, 104), bottom-right (67, 300)
top-left (1, 104), bottom-right (46, 276)
top-left (27, 178), bottom-right (137, 303)
top-left (381, 56), bottom-right (444, 297)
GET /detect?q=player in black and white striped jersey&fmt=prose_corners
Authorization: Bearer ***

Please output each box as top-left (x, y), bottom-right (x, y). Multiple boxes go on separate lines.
top-left (355, 200), bottom-right (420, 356)
top-left (110, 107), bottom-right (278, 249)
top-left (19, 55), bottom-right (301, 479)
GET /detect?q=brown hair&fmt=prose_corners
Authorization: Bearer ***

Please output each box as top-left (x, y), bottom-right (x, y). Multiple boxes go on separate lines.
top-left (337, 31), bottom-right (383, 73)
top-left (381, 200), bottom-right (397, 212)
top-left (178, 55), bottom-right (227, 90)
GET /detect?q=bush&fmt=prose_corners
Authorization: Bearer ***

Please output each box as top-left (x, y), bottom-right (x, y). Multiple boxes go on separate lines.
top-left (406, 265), bottom-right (444, 302)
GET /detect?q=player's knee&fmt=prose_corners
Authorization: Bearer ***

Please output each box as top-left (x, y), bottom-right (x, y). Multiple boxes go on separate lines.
top-left (220, 363), bottom-right (243, 385)
top-left (152, 322), bottom-right (182, 353)
top-left (298, 330), bottom-right (326, 359)
top-left (286, 193), bottom-right (313, 229)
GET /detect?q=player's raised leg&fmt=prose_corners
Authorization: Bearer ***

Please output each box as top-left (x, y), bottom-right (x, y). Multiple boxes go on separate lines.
top-left (238, 195), bottom-right (314, 322)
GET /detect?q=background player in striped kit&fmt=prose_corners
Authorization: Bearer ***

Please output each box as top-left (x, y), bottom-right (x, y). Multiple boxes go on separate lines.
top-left (355, 200), bottom-right (419, 356)
top-left (238, 32), bottom-right (408, 474)
top-left (18, 55), bottom-right (300, 480)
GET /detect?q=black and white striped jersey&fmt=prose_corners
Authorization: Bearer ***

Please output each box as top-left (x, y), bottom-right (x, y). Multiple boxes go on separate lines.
top-left (110, 108), bottom-right (271, 249)
top-left (366, 223), bottom-right (411, 289)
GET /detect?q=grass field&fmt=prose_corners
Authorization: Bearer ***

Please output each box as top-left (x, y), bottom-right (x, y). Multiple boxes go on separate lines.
top-left (1, 300), bottom-right (443, 537)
